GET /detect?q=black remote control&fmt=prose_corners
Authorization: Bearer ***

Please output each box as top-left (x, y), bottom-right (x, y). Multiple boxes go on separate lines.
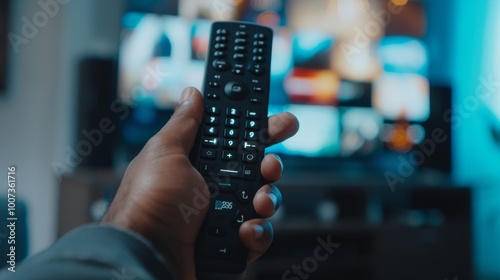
top-left (190, 21), bottom-right (273, 278)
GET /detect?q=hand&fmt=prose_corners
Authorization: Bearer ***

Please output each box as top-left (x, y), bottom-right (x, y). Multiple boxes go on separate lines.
top-left (102, 87), bottom-right (299, 279)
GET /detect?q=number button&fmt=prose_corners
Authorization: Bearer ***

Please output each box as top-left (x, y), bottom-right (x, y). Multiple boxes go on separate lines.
top-left (245, 120), bottom-right (260, 130)
top-left (225, 129), bottom-right (238, 138)
top-left (245, 131), bottom-right (258, 140)
top-left (206, 116), bottom-right (219, 125)
top-left (226, 108), bottom-right (241, 117)
top-left (224, 139), bottom-right (237, 149)
top-left (205, 127), bottom-right (218, 136)
top-left (225, 118), bottom-right (240, 128)
top-left (207, 106), bottom-right (220, 115)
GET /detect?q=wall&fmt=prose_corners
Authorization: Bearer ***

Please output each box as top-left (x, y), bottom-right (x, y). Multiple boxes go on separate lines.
top-left (451, 0), bottom-right (500, 279)
top-left (0, 0), bottom-right (122, 256)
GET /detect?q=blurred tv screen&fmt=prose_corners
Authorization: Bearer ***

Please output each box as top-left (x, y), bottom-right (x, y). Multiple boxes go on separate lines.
top-left (118, 0), bottom-right (432, 159)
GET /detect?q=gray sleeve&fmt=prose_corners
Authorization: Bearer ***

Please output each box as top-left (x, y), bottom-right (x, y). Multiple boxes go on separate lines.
top-left (0, 224), bottom-right (173, 280)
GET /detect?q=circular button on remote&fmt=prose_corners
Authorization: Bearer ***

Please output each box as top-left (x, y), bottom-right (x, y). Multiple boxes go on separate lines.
top-left (224, 81), bottom-right (248, 100)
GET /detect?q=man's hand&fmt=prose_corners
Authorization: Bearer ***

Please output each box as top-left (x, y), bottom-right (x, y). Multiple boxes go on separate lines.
top-left (102, 87), bottom-right (299, 279)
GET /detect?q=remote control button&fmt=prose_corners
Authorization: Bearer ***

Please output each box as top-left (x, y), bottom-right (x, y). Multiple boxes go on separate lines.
top-left (236, 188), bottom-right (251, 204)
top-left (248, 63), bottom-right (265, 76)
top-left (222, 151), bottom-right (236, 161)
top-left (234, 46), bottom-right (246, 53)
top-left (242, 141), bottom-right (258, 150)
top-left (243, 166), bottom-right (256, 180)
top-left (205, 127), bottom-right (218, 136)
top-left (200, 162), bottom-right (213, 175)
top-left (219, 168), bottom-right (241, 178)
top-left (216, 36), bottom-right (227, 42)
top-left (246, 110), bottom-right (260, 119)
top-left (253, 48), bottom-right (264, 54)
top-left (254, 33), bottom-right (266, 39)
top-left (226, 107), bottom-right (241, 117)
top-left (232, 64), bottom-right (244, 75)
top-left (215, 43), bottom-right (227, 50)
top-left (253, 56), bottom-right (265, 62)
top-left (235, 38), bottom-right (247, 45)
top-left (242, 153), bottom-right (257, 163)
top-left (214, 51), bottom-right (226, 58)
top-left (245, 131), bottom-right (258, 141)
top-left (203, 138), bottom-right (219, 147)
top-left (202, 149), bottom-right (216, 159)
top-left (224, 139), bottom-right (238, 149)
top-left (233, 53), bottom-right (246, 61)
top-left (216, 29), bottom-right (228, 35)
top-left (236, 31), bottom-right (248, 38)
top-left (207, 106), bottom-right (221, 115)
top-left (217, 182), bottom-right (238, 193)
top-left (253, 86), bottom-right (264, 93)
top-left (208, 227), bottom-right (227, 237)
top-left (200, 243), bottom-right (239, 259)
top-left (251, 98), bottom-right (262, 104)
top-left (253, 41), bottom-right (266, 47)
top-left (246, 120), bottom-right (260, 130)
top-left (224, 81), bottom-right (248, 100)
top-left (212, 59), bottom-right (230, 71)
top-left (206, 116), bottom-right (220, 125)
top-left (224, 129), bottom-right (238, 138)
top-left (232, 211), bottom-right (249, 228)
top-left (209, 81), bottom-right (220, 88)
top-left (225, 118), bottom-right (240, 127)
top-left (207, 93), bottom-right (219, 99)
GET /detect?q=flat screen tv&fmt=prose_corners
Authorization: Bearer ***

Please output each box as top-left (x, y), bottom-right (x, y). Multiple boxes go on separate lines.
top-left (118, 0), bottom-right (450, 175)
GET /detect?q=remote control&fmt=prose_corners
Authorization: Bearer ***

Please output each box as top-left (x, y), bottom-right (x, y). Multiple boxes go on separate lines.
top-left (190, 21), bottom-right (273, 278)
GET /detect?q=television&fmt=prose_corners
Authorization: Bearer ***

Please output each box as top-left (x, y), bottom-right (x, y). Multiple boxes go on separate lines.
top-left (118, 0), bottom-right (449, 176)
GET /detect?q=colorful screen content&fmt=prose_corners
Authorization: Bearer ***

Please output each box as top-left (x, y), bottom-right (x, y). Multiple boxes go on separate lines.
top-left (118, 0), bottom-right (430, 158)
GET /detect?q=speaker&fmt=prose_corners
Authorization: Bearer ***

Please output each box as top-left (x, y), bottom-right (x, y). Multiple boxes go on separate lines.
top-left (76, 57), bottom-right (118, 168)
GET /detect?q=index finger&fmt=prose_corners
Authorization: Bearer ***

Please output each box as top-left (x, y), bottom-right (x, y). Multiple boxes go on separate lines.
top-left (266, 112), bottom-right (299, 147)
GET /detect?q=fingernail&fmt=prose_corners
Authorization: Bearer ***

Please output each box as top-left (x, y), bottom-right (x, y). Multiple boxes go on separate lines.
top-left (179, 87), bottom-right (195, 106)
top-left (268, 192), bottom-right (278, 210)
top-left (273, 154), bottom-right (284, 172)
top-left (253, 225), bottom-right (264, 240)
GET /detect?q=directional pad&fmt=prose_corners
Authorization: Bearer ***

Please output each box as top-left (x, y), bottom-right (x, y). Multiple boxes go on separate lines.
top-left (224, 81), bottom-right (249, 100)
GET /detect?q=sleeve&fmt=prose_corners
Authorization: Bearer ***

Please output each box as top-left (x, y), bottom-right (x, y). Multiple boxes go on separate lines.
top-left (0, 224), bottom-right (173, 280)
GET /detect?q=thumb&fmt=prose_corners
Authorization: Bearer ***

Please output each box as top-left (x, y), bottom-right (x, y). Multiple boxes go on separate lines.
top-left (155, 87), bottom-right (204, 155)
